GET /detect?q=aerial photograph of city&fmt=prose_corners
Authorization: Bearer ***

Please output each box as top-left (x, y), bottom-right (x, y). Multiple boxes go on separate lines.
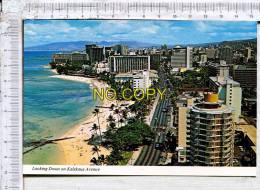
top-left (23, 20), bottom-right (257, 167)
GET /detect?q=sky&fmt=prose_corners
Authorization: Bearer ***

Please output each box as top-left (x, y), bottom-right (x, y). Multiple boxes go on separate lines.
top-left (24, 20), bottom-right (257, 47)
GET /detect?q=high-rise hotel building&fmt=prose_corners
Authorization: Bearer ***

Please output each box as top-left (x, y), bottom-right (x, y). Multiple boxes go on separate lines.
top-left (219, 46), bottom-right (233, 65)
top-left (209, 64), bottom-right (242, 123)
top-left (186, 93), bottom-right (235, 166)
top-left (109, 55), bottom-right (150, 73)
top-left (85, 44), bottom-right (104, 64)
top-left (170, 46), bottom-right (192, 69)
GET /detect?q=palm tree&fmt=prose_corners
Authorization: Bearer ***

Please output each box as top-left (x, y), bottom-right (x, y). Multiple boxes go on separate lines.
top-left (92, 145), bottom-right (100, 159)
top-left (110, 104), bottom-right (115, 111)
top-left (114, 108), bottom-right (121, 127)
top-left (90, 157), bottom-right (98, 165)
top-left (89, 123), bottom-right (99, 144)
top-left (119, 118), bottom-right (124, 127)
top-left (107, 114), bottom-right (115, 123)
top-left (99, 154), bottom-right (105, 165)
top-left (109, 122), bottom-right (116, 130)
top-left (91, 123), bottom-right (99, 135)
top-left (93, 108), bottom-right (102, 143)
top-left (122, 109), bottom-right (128, 120)
top-left (127, 117), bottom-right (136, 124)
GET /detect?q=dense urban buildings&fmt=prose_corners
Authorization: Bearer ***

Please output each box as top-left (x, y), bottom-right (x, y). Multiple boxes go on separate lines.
top-left (113, 44), bottom-right (128, 55)
top-left (207, 60), bottom-right (230, 77)
top-left (206, 47), bottom-right (218, 60)
top-left (244, 47), bottom-right (253, 62)
top-left (150, 54), bottom-right (161, 70)
top-left (50, 37), bottom-right (256, 167)
top-left (219, 46), bottom-right (233, 65)
top-left (231, 64), bottom-right (257, 88)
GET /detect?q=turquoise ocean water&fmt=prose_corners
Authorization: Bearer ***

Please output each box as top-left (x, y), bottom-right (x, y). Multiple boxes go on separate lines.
top-left (23, 51), bottom-right (97, 164)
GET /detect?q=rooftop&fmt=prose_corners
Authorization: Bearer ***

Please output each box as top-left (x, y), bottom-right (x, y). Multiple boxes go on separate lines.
top-left (236, 124), bottom-right (256, 153)
top-left (237, 124), bottom-right (256, 145)
top-left (115, 70), bottom-right (158, 79)
top-left (209, 76), bottom-right (240, 87)
top-left (234, 64), bottom-right (257, 70)
top-left (53, 52), bottom-right (86, 55)
top-left (207, 61), bottom-right (228, 67)
top-left (110, 55), bottom-right (150, 58)
top-left (191, 102), bottom-right (233, 114)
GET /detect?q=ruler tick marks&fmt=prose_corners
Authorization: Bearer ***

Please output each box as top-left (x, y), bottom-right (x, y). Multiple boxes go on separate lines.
top-left (17, 1), bottom-right (260, 20)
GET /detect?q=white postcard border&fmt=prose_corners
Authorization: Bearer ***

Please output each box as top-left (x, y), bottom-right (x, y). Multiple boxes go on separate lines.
top-left (23, 165), bottom-right (256, 176)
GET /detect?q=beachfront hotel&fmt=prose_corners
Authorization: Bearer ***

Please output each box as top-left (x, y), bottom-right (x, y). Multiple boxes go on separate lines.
top-left (186, 93), bottom-right (235, 166)
top-left (109, 55), bottom-right (150, 73)
top-left (52, 52), bottom-right (88, 65)
top-left (85, 44), bottom-right (104, 64)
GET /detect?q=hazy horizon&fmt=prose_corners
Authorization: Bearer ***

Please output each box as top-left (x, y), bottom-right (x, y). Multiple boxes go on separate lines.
top-left (25, 37), bottom-right (257, 49)
top-left (24, 20), bottom-right (257, 48)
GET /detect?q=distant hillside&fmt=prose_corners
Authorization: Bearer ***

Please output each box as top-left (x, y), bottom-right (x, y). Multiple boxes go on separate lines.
top-left (24, 38), bottom-right (256, 51)
top-left (219, 38), bottom-right (257, 48)
top-left (184, 38), bottom-right (257, 48)
top-left (24, 40), bottom-right (161, 51)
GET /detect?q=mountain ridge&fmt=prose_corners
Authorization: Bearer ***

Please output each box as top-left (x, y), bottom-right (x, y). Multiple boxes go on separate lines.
top-left (25, 38), bottom-right (256, 51)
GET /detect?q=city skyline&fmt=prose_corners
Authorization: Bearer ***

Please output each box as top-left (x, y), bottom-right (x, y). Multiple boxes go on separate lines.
top-left (24, 20), bottom-right (257, 48)
top-left (23, 19), bottom-right (257, 168)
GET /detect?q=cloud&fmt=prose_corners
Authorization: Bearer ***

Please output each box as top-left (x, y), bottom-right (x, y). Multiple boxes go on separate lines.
top-left (134, 25), bottom-right (160, 34)
top-left (196, 21), bottom-right (210, 32)
top-left (24, 20), bottom-right (257, 47)
top-left (171, 26), bottom-right (184, 31)
top-left (25, 30), bottom-right (36, 36)
top-left (208, 33), bottom-right (217, 37)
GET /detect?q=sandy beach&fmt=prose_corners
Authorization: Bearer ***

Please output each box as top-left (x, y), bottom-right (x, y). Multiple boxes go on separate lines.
top-left (50, 71), bottom-right (130, 165)
top-left (56, 99), bottom-right (113, 165)
top-left (50, 70), bottom-right (108, 89)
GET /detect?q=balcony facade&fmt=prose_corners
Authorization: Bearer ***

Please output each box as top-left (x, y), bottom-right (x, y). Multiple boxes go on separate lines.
top-left (186, 106), bottom-right (235, 166)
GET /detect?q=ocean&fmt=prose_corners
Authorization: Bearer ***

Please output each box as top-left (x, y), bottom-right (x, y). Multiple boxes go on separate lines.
top-left (23, 51), bottom-right (97, 164)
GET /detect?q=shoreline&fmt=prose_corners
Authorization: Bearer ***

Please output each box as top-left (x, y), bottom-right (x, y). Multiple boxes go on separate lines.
top-left (50, 69), bottom-right (108, 89)
top-left (49, 69), bottom-right (119, 165)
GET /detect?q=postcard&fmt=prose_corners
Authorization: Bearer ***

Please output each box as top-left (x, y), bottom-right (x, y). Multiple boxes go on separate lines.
top-left (23, 20), bottom-right (257, 175)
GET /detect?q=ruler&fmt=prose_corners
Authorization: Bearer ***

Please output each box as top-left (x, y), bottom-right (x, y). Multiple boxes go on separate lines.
top-left (0, 3), bottom-right (23, 189)
top-left (21, 0), bottom-right (260, 20)
top-left (0, 0), bottom-right (259, 190)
